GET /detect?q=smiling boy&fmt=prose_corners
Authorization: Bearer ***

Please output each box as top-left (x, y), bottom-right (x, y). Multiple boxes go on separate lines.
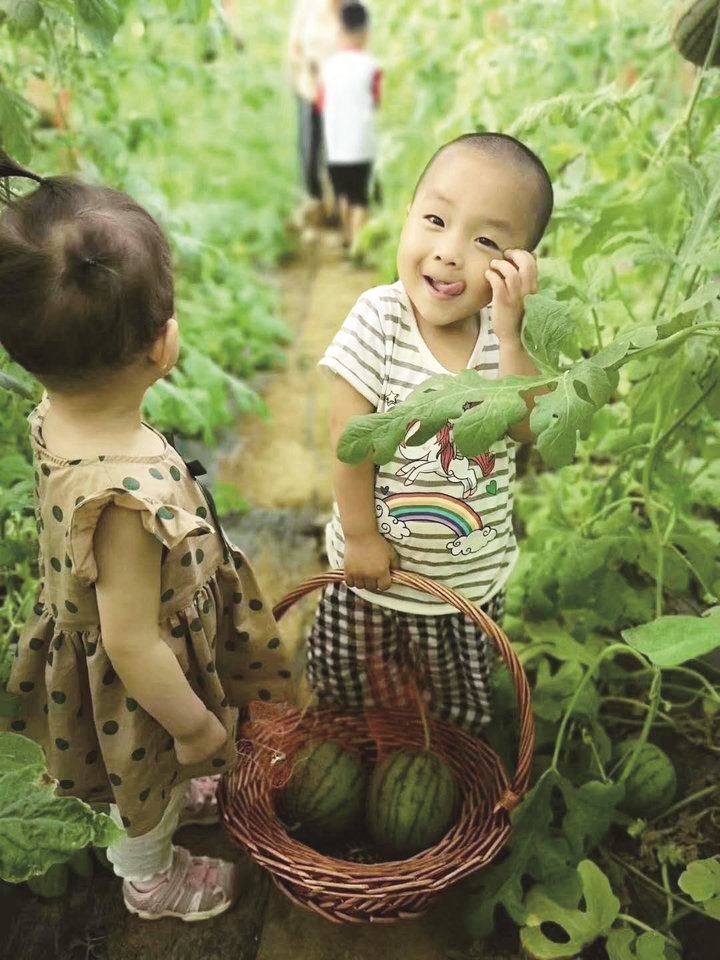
top-left (307, 133), bottom-right (554, 730)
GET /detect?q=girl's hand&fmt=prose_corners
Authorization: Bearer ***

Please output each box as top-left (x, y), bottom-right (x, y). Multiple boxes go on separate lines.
top-left (344, 532), bottom-right (400, 592)
top-left (485, 249), bottom-right (538, 344)
top-left (174, 709), bottom-right (228, 766)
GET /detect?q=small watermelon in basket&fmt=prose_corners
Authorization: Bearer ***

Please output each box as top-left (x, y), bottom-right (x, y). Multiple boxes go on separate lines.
top-left (366, 749), bottom-right (461, 858)
top-left (274, 739), bottom-right (368, 843)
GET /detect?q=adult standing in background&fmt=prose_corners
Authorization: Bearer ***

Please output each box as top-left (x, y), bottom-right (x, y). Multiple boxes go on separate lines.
top-left (288, 0), bottom-right (343, 223)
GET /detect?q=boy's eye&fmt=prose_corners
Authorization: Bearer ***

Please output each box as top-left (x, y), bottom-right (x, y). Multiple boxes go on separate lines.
top-left (424, 214), bottom-right (444, 227)
top-left (476, 236), bottom-right (499, 250)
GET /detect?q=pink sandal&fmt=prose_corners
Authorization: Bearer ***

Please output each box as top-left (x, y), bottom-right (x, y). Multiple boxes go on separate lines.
top-left (177, 776), bottom-right (221, 828)
top-left (123, 845), bottom-right (236, 921)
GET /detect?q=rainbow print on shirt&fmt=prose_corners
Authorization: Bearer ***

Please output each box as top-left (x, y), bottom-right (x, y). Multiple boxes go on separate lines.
top-left (375, 492), bottom-right (498, 557)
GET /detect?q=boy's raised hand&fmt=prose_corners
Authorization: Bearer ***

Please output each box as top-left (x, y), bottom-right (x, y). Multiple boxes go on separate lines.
top-left (485, 248), bottom-right (538, 342)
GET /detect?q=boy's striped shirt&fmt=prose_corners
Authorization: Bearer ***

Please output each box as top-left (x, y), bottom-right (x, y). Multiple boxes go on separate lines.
top-left (319, 281), bottom-right (519, 615)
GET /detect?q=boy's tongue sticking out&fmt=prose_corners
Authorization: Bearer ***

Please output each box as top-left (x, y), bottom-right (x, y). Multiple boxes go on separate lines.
top-left (425, 276), bottom-right (465, 298)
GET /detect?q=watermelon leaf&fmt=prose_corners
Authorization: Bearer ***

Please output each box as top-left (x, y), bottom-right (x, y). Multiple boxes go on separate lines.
top-left (591, 323), bottom-right (661, 369)
top-left (0, 84), bottom-right (33, 163)
top-left (521, 294), bottom-right (575, 374)
top-left (622, 609), bottom-right (720, 667)
top-left (463, 770), bottom-right (580, 940)
top-left (0, 733), bottom-right (123, 883)
top-left (673, 281), bottom-right (720, 317)
top-left (606, 926), bottom-right (682, 960)
top-left (74, 0), bottom-right (121, 47)
top-left (561, 780), bottom-right (625, 859)
top-left (530, 361), bottom-right (617, 466)
top-left (0, 0), bottom-right (44, 30)
top-left (677, 857), bottom-right (720, 904)
top-left (520, 860), bottom-right (620, 958)
top-left (337, 369), bottom-right (541, 466)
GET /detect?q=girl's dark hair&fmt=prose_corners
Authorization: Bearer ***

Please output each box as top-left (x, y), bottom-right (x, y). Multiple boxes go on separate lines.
top-left (0, 153), bottom-right (174, 383)
top-left (413, 132), bottom-right (554, 251)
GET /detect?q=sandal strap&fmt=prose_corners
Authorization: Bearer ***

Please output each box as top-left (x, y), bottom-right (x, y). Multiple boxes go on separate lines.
top-left (125, 846), bottom-right (235, 919)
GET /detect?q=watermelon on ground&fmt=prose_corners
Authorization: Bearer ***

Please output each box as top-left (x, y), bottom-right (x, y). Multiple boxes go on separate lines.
top-left (615, 739), bottom-right (677, 819)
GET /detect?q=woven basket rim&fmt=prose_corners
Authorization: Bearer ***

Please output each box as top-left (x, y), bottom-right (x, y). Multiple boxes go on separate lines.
top-left (272, 568), bottom-right (535, 800)
top-left (219, 570), bottom-right (536, 922)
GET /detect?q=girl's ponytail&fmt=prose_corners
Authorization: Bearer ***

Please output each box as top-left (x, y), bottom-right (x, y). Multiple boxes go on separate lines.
top-left (0, 151), bottom-right (47, 197)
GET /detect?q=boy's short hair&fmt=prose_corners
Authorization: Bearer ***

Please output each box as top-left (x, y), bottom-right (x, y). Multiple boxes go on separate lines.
top-left (414, 132), bottom-right (554, 250)
top-left (0, 156), bottom-right (174, 385)
top-left (341, 2), bottom-right (369, 32)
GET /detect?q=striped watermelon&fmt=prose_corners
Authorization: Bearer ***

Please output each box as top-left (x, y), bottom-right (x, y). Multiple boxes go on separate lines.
top-left (275, 740), bottom-right (368, 841)
top-left (672, 0), bottom-right (720, 67)
top-left (615, 740), bottom-right (677, 819)
top-left (366, 750), bottom-right (461, 858)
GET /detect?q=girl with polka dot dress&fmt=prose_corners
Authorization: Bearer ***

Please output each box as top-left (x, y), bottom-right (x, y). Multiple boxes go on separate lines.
top-left (0, 155), bottom-right (296, 921)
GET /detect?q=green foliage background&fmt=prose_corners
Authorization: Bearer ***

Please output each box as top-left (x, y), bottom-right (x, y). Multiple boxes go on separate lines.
top-left (349, 1), bottom-right (720, 952)
top-left (0, 0), bottom-right (719, 951)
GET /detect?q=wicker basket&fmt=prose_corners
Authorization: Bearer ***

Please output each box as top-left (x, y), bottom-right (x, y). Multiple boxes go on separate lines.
top-left (218, 569), bottom-right (535, 924)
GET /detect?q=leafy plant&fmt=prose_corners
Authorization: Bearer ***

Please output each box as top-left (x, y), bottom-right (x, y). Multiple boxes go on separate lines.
top-left (0, 732), bottom-right (121, 883)
top-left (350, 0), bottom-right (720, 953)
top-left (677, 857), bottom-right (720, 920)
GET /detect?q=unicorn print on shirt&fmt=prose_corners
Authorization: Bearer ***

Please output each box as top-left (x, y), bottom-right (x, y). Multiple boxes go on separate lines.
top-left (396, 420), bottom-right (496, 498)
top-left (376, 420), bottom-right (499, 557)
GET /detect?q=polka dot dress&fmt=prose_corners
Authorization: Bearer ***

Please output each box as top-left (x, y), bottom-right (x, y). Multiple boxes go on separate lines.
top-left (1, 400), bottom-right (296, 838)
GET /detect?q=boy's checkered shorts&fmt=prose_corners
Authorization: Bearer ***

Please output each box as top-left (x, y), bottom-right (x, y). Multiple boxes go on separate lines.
top-left (306, 581), bottom-right (504, 732)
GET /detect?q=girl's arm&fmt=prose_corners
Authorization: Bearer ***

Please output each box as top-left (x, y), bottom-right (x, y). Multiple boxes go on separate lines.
top-left (94, 505), bottom-right (227, 765)
top-left (331, 376), bottom-right (399, 591)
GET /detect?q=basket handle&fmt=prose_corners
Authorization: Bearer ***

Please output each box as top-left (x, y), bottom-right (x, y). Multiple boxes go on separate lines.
top-left (272, 568), bottom-right (535, 814)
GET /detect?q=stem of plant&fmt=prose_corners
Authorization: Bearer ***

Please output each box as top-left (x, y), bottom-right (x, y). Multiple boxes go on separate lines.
top-left (600, 696), bottom-right (674, 724)
top-left (661, 861), bottom-right (674, 927)
top-left (611, 266), bottom-right (638, 324)
top-left (591, 307), bottom-right (604, 350)
top-left (606, 850), bottom-right (712, 924)
top-left (668, 543), bottom-right (718, 603)
top-left (551, 644), bottom-right (655, 772)
top-left (580, 495), bottom-right (651, 532)
top-left (583, 729), bottom-right (610, 782)
top-left (654, 377), bottom-right (720, 453)
top-left (615, 912), bottom-right (680, 948)
top-left (668, 666), bottom-right (720, 703)
top-left (649, 783), bottom-right (720, 824)
top-left (618, 670), bottom-right (664, 785)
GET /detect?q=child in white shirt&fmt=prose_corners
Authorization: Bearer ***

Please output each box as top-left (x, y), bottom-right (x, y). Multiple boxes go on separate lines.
top-left (317, 2), bottom-right (381, 252)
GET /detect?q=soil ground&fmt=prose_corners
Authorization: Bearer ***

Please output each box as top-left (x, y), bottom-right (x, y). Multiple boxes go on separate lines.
top-left (1, 231), bottom-right (518, 960)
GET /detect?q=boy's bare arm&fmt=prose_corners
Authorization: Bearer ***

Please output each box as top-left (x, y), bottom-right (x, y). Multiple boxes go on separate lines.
top-left (498, 336), bottom-right (545, 443)
top-left (489, 248), bottom-right (547, 443)
top-left (330, 376), bottom-right (399, 591)
top-left (94, 506), bottom-right (227, 764)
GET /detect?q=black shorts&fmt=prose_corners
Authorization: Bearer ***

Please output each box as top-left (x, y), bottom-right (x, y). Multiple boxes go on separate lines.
top-left (327, 161), bottom-right (372, 206)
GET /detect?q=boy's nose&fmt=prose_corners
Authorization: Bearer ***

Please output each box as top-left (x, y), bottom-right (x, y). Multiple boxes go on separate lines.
top-left (434, 250), bottom-right (461, 268)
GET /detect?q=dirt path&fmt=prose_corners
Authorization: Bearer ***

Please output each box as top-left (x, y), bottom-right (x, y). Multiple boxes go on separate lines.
top-left (217, 234), bottom-right (375, 663)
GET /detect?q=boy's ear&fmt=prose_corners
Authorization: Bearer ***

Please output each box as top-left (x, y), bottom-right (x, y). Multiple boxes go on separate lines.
top-left (149, 317), bottom-right (180, 374)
